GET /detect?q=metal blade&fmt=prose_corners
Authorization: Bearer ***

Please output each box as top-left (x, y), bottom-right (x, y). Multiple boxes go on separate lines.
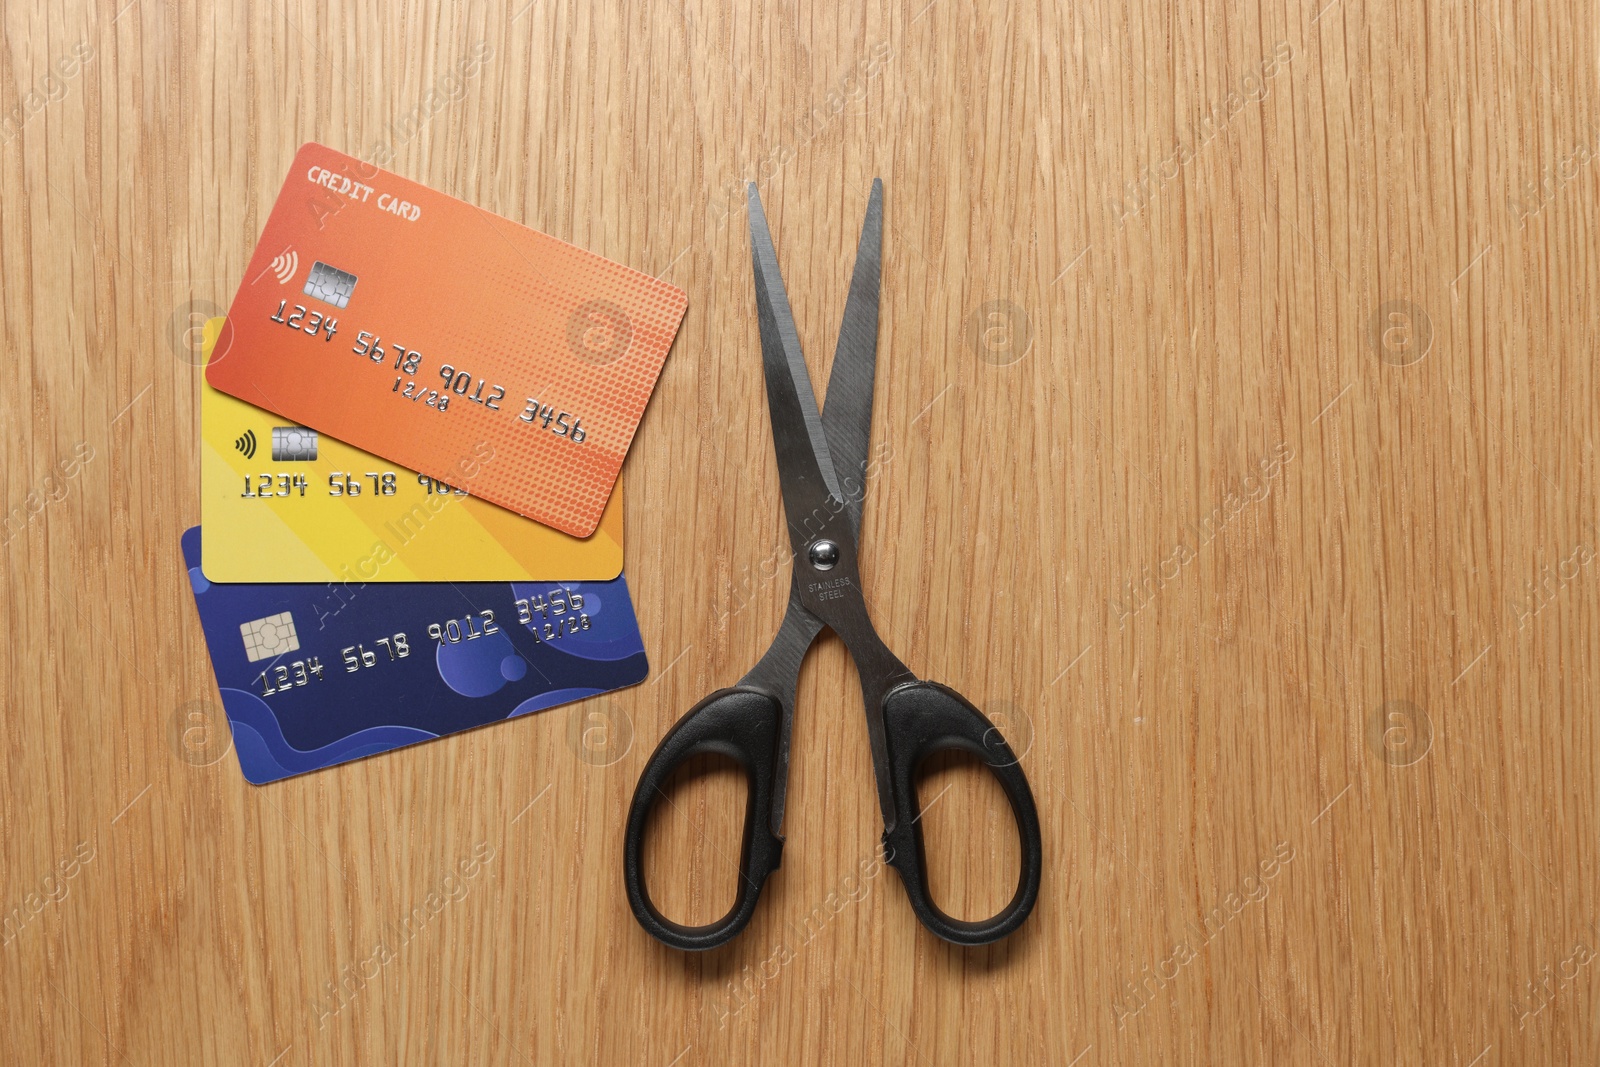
top-left (748, 184), bottom-right (845, 535)
top-left (820, 179), bottom-right (883, 537)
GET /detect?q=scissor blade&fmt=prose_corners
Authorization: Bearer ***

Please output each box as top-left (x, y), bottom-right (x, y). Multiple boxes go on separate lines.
top-left (748, 184), bottom-right (846, 526)
top-left (821, 179), bottom-right (883, 537)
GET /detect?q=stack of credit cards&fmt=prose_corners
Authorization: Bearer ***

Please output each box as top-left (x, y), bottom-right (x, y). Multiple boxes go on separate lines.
top-left (185, 144), bottom-right (687, 783)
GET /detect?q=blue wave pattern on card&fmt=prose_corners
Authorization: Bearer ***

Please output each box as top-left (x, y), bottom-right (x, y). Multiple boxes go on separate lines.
top-left (181, 527), bottom-right (648, 784)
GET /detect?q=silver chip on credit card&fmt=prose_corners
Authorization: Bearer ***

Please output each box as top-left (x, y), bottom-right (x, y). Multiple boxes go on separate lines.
top-left (271, 426), bottom-right (318, 461)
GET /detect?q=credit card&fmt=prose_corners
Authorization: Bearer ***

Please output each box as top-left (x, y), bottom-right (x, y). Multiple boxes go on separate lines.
top-left (198, 319), bottom-right (623, 582)
top-left (181, 527), bottom-right (648, 783)
top-left (205, 142), bottom-right (688, 538)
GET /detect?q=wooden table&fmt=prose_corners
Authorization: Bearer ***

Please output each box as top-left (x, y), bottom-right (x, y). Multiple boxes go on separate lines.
top-left (4, 1), bottom-right (1596, 1062)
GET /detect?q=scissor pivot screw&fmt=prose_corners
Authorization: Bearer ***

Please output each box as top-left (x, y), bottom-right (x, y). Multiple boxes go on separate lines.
top-left (808, 540), bottom-right (840, 570)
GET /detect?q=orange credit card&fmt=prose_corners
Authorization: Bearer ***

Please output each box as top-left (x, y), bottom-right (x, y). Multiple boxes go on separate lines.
top-left (207, 143), bottom-right (688, 538)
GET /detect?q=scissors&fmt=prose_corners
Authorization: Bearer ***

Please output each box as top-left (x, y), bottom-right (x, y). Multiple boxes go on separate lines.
top-left (623, 181), bottom-right (1042, 950)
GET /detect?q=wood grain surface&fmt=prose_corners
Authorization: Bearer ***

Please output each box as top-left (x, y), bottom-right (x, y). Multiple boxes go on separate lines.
top-left (4, 0), bottom-right (1598, 1062)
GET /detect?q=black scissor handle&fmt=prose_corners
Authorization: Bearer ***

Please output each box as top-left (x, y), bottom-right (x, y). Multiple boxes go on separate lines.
top-left (879, 681), bottom-right (1043, 946)
top-left (623, 687), bottom-right (785, 951)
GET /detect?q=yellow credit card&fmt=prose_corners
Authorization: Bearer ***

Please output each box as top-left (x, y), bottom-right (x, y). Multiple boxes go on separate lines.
top-left (199, 319), bottom-right (622, 582)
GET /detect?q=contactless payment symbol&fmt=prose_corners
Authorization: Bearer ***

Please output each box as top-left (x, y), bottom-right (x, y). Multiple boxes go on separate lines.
top-left (266, 248), bottom-right (298, 285)
top-left (240, 612), bottom-right (300, 662)
top-left (303, 260), bottom-right (358, 309)
top-left (206, 143), bottom-right (688, 538)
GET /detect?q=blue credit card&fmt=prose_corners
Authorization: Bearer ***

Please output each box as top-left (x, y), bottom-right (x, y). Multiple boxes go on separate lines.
top-left (181, 526), bottom-right (648, 783)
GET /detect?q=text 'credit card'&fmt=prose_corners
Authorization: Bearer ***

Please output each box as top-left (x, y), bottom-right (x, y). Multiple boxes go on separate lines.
top-left (206, 142), bottom-right (687, 537)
